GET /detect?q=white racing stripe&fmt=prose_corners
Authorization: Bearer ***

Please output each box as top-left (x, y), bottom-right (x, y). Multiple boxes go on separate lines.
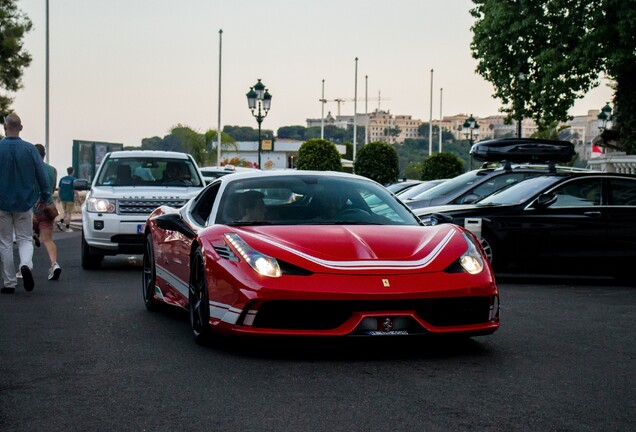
top-left (246, 229), bottom-right (457, 270)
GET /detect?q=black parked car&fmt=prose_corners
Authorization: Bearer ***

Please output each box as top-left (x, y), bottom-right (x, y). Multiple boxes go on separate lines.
top-left (414, 172), bottom-right (636, 281)
top-left (405, 138), bottom-right (585, 211)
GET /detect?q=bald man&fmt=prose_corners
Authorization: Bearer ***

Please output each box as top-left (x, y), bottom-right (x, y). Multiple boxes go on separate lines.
top-left (0, 113), bottom-right (51, 293)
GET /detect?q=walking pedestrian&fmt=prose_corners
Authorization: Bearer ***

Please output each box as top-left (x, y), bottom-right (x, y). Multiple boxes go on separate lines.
top-left (57, 166), bottom-right (77, 232)
top-left (0, 113), bottom-right (51, 293)
top-left (33, 144), bottom-right (61, 280)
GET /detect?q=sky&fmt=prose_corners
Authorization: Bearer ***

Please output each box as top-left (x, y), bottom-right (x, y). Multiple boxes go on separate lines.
top-left (11, 0), bottom-right (613, 174)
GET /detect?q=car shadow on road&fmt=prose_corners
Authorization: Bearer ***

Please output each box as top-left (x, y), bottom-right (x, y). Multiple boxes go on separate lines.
top-left (495, 273), bottom-right (634, 287)
top-left (210, 333), bottom-right (498, 361)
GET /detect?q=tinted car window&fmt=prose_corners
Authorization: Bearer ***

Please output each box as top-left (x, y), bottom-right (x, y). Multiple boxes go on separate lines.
top-left (551, 178), bottom-right (601, 207)
top-left (609, 178), bottom-right (636, 205)
top-left (216, 175), bottom-right (420, 226)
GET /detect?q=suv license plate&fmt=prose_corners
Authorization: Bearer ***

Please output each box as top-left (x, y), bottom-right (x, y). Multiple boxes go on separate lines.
top-left (137, 223), bottom-right (145, 234)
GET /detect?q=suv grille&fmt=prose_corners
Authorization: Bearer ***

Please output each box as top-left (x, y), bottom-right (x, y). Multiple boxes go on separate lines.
top-left (118, 199), bottom-right (187, 215)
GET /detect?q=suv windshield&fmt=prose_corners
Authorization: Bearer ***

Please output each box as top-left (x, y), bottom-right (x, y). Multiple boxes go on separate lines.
top-left (96, 157), bottom-right (203, 187)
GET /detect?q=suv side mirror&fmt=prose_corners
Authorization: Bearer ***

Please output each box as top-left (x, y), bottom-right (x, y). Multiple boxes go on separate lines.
top-left (532, 192), bottom-right (557, 208)
top-left (73, 179), bottom-right (90, 191)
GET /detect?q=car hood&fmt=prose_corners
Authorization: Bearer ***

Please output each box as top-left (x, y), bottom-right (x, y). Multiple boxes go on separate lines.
top-left (228, 224), bottom-right (469, 274)
top-left (89, 185), bottom-right (202, 200)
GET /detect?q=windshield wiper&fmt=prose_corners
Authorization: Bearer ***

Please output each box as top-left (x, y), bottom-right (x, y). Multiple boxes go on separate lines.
top-left (227, 221), bottom-right (273, 226)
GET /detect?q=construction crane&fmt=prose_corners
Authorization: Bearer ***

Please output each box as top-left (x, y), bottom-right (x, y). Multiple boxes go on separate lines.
top-left (319, 93), bottom-right (390, 116)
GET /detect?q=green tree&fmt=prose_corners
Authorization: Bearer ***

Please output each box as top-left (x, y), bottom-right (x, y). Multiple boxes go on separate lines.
top-left (470, 0), bottom-right (636, 153)
top-left (421, 153), bottom-right (464, 180)
top-left (354, 141), bottom-right (399, 185)
top-left (403, 162), bottom-right (423, 180)
top-left (0, 0), bottom-right (33, 114)
top-left (141, 126), bottom-right (236, 166)
top-left (296, 139), bottom-right (342, 171)
top-left (277, 125), bottom-right (306, 140)
top-left (223, 125), bottom-right (274, 142)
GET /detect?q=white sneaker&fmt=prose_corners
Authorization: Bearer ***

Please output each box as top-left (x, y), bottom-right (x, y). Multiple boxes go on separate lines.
top-left (16, 271), bottom-right (22, 279)
top-left (66, 227), bottom-right (73, 232)
top-left (48, 263), bottom-right (62, 281)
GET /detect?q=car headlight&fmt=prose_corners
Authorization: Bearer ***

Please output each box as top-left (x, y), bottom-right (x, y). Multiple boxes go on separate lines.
top-left (459, 232), bottom-right (484, 274)
top-left (224, 233), bottom-right (281, 278)
top-left (86, 197), bottom-right (116, 213)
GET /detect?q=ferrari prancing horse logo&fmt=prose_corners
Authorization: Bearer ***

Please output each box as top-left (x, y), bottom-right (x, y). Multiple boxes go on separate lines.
top-left (382, 279), bottom-right (390, 287)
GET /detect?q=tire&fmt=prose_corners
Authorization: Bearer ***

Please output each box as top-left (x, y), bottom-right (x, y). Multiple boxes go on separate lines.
top-left (479, 232), bottom-right (497, 269)
top-left (142, 234), bottom-right (160, 311)
top-left (81, 231), bottom-right (103, 270)
top-left (189, 248), bottom-right (212, 345)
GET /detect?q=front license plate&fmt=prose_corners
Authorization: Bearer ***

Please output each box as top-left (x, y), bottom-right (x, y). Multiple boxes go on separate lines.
top-left (137, 223), bottom-right (145, 234)
top-left (367, 330), bottom-right (409, 336)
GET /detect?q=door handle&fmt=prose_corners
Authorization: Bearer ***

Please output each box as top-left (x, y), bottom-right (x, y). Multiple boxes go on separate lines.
top-left (583, 211), bottom-right (601, 217)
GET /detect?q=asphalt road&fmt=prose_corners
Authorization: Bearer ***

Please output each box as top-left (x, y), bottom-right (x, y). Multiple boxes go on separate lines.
top-left (1, 231), bottom-right (634, 432)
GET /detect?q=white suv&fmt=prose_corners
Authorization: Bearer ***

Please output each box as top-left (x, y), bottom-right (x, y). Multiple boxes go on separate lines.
top-left (80, 150), bottom-right (205, 269)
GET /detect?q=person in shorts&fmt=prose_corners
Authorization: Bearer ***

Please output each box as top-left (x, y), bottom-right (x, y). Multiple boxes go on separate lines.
top-left (32, 144), bottom-right (61, 281)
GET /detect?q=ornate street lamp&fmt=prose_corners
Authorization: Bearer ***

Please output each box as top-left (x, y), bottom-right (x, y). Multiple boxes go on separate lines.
top-left (597, 102), bottom-right (613, 131)
top-left (462, 114), bottom-right (480, 170)
top-left (246, 79), bottom-right (272, 168)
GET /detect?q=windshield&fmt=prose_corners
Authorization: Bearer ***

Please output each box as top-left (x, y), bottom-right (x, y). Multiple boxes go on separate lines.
top-left (96, 157), bottom-right (203, 187)
top-left (410, 170), bottom-right (487, 200)
top-left (477, 175), bottom-right (561, 205)
top-left (217, 175), bottom-right (421, 226)
top-left (400, 179), bottom-right (447, 200)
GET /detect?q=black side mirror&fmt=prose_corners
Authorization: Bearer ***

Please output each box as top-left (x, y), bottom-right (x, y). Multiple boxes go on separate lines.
top-left (73, 179), bottom-right (90, 191)
top-left (461, 194), bottom-right (481, 204)
top-left (430, 213), bottom-right (454, 225)
top-left (155, 213), bottom-right (196, 239)
top-left (533, 192), bottom-right (557, 208)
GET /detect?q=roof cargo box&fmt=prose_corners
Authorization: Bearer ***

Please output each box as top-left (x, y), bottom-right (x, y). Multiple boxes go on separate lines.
top-left (469, 138), bottom-right (575, 163)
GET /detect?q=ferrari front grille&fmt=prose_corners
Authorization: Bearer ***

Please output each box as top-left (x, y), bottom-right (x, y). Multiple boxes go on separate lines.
top-left (251, 297), bottom-right (492, 330)
top-left (118, 199), bottom-right (187, 215)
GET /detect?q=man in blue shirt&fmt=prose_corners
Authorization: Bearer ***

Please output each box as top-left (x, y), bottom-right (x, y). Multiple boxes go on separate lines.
top-left (0, 113), bottom-right (51, 293)
top-left (57, 167), bottom-right (77, 232)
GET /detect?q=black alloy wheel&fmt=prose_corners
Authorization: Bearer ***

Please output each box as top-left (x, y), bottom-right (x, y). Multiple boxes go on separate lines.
top-left (480, 232), bottom-right (495, 267)
top-left (189, 248), bottom-right (212, 345)
top-left (142, 234), bottom-right (159, 311)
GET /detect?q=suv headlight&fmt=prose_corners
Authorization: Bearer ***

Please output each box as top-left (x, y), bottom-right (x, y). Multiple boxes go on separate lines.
top-left (86, 197), bottom-right (116, 213)
top-left (459, 232), bottom-right (484, 274)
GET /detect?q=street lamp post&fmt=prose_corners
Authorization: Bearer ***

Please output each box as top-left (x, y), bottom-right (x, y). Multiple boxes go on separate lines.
top-left (597, 102), bottom-right (614, 131)
top-left (462, 114), bottom-right (480, 170)
top-left (246, 79), bottom-right (272, 169)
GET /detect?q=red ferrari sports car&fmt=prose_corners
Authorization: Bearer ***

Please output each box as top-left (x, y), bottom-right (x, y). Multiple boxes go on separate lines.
top-left (142, 170), bottom-right (499, 344)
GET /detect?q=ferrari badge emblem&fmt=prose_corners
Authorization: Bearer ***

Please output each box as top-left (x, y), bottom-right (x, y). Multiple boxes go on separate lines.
top-left (382, 279), bottom-right (390, 287)
top-left (383, 318), bottom-right (393, 332)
